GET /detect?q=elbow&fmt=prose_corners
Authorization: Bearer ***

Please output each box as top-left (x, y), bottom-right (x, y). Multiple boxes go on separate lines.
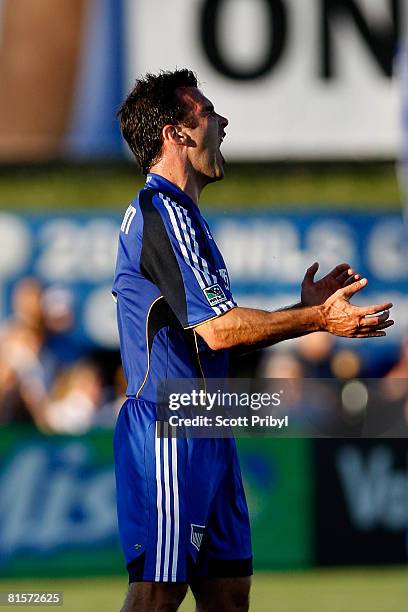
top-left (195, 309), bottom-right (239, 351)
top-left (195, 322), bottom-right (229, 351)
top-left (207, 335), bottom-right (227, 351)
top-left (203, 328), bottom-right (227, 351)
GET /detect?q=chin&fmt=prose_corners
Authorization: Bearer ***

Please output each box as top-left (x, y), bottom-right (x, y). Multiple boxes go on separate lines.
top-left (207, 168), bottom-right (225, 184)
top-left (213, 154), bottom-right (226, 180)
top-left (199, 153), bottom-right (226, 184)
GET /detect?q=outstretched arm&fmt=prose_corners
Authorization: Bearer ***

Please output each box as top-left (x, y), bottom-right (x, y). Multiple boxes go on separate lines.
top-left (195, 278), bottom-right (393, 351)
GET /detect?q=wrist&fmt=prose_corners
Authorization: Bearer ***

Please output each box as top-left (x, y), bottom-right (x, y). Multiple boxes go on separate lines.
top-left (312, 305), bottom-right (326, 332)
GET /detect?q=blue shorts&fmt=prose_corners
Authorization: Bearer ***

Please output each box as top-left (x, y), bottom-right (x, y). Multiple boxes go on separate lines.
top-left (114, 398), bottom-right (252, 583)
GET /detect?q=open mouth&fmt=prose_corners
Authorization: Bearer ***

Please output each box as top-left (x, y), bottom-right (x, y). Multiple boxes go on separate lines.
top-left (218, 133), bottom-right (226, 164)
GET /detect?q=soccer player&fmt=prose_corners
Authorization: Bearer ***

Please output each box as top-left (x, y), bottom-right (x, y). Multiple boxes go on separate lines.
top-left (112, 69), bottom-right (394, 612)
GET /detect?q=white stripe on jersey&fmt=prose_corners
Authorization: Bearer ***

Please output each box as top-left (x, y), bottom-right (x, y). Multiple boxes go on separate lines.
top-left (160, 194), bottom-right (207, 290)
top-left (124, 207), bottom-right (136, 234)
top-left (120, 205), bottom-right (131, 232)
top-left (121, 205), bottom-right (136, 234)
top-left (121, 205), bottom-right (132, 232)
top-left (175, 203), bottom-right (218, 285)
top-left (160, 193), bottom-right (234, 318)
top-left (173, 204), bottom-right (213, 286)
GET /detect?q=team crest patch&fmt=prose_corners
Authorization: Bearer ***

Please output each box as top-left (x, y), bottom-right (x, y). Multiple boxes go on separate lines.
top-left (191, 524), bottom-right (205, 551)
top-left (204, 284), bottom-right (227, 307)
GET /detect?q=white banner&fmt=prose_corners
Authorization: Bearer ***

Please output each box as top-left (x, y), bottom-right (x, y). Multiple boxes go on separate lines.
top-left (125, 0), bottom-right (406, 160)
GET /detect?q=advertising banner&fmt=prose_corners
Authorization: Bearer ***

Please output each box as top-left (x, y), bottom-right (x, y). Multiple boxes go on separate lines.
top-left (314, 439), bottom-right (408, 565)
top-left (238, 438), bottom-right (312, 569)
top-left (0, 211), bottom-right (406, 356)
top-left (126, 0), bottom-right (405, 159)
top-left (0, 427), bottom-right (122, 578)
top-left (0, 0), bottom-right (405, 160)
top-left (0, 0), bottom-right (124, 161)
top-left (0, 428), bottom-right (312, 576)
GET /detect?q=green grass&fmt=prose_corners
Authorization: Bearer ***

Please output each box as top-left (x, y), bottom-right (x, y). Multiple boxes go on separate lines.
top-left (0, 163), bottom-right (402, 211)
top-left (0, 568), bottom-right (406, 611)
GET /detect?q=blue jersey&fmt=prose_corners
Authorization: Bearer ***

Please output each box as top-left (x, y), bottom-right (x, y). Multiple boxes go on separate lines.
top-left (112, 173), bottom-right (237, 402)
top-left (112, 174), bottom-right (252, 582)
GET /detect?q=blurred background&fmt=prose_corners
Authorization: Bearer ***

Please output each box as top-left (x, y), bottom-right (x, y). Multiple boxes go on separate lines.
top-left (0, 0), bottom-right (408, 610)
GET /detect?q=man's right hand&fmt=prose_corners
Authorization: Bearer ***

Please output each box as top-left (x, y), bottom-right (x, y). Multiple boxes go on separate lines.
top-left (319, 278), bottom-right (394, 338)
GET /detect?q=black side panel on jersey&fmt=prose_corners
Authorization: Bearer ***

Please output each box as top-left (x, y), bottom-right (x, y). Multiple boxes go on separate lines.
top-left (147, 297), bottom-right (202, 380)
top-left (140, 189), bottom-right (188, 327)
top-left (147, 297), bottom-right (182, 348)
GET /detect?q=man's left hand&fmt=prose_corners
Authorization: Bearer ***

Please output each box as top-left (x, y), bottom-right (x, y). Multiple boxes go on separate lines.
top-left (301, 262), bottom-right (358, 306)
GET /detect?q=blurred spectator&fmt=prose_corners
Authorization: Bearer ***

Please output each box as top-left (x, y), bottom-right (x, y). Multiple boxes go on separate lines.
top-left (295, 332), bottom-right (334, 377)
top-left (1, 275), bottom-right (406, 435)
top-left (0, 276), bottom-right (125, 432)
top-left (42, 286), bottom-right (81, 365)
top-left (330, 349), bottom-right (361, 380)
top-left (258, 349), bottom-right (305, 415)
top-left (44, 360), bottom-right (103, 434)
top-left (44, 361), bottom-right (125, 434)
top-left (0, 279), bottom-right (49, 426)
top-left (11, 277), bottom-right (44, 332)
top-left (382, 336), bottom-right (408, 403)
top-left (258, 349), bottom-right (304, 380)
top-left (42, 286), bottom-right (74, 333)
top-left (385, 336), bottom-right (408, 379)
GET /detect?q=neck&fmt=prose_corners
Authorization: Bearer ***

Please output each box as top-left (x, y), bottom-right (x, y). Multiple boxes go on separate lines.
top-left (149, 159), bottom-right (206, 205)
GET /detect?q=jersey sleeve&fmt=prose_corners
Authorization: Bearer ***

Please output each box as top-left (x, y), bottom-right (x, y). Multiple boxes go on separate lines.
top-left (139, 190), bottom-right (236, 328)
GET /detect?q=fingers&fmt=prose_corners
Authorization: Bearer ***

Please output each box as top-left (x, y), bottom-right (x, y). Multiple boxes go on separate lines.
top-left (304, 262), bottom-right (319, 283)
top-left (334, 264), bottom-right (354, 283)
top-left (353, 317), bottom-right (394, 338)
top-left (336, 269), bottom-right (351, 285)
top-left (375, 320), bottom-right (394, 331)
top-left (331, 263), bottom-right (350, 278)
top-left (356, 302), bottom-right (393, 316)
top-left (353, 322), bottom-right (393, 337)
top-left (342, 273), bottom-right (360, 287)
top-left (338, 278), bottom-right (368, 299)
top-left (360, 319), bottom-right (394, 332)
top-left (353, 331), bottom-right (387, 338)
top-left (359, 310), bottom-right (391, 328)
top-left (337, 266), bottom-right (360, 286)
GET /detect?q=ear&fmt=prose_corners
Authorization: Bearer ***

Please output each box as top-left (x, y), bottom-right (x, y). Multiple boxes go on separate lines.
top-left (162, 124), bottom-right (187, 145)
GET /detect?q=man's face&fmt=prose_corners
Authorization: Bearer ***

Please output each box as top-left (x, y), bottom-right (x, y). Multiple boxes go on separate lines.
top-left (177, 87), bottom-right (229, 184)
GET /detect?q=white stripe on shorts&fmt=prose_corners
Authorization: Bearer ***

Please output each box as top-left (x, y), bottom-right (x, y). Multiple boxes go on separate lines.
top-left (155, 422), bottom-right (163, 581)
top-left (155, 422), bottom-right (180, 582)
top-left (171, 436), bottom-right (179, 581)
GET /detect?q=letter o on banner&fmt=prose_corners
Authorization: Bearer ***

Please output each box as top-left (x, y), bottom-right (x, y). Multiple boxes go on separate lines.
top-left (201, 0), bottom-right (287, 80)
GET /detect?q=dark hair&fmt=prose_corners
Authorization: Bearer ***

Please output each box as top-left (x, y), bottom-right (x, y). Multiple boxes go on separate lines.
top-left (117, 69), bottom-right (198, 174)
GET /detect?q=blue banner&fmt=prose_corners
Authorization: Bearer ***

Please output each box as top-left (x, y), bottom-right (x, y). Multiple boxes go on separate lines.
top-left (0, 211), bottom-right (406, 357)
